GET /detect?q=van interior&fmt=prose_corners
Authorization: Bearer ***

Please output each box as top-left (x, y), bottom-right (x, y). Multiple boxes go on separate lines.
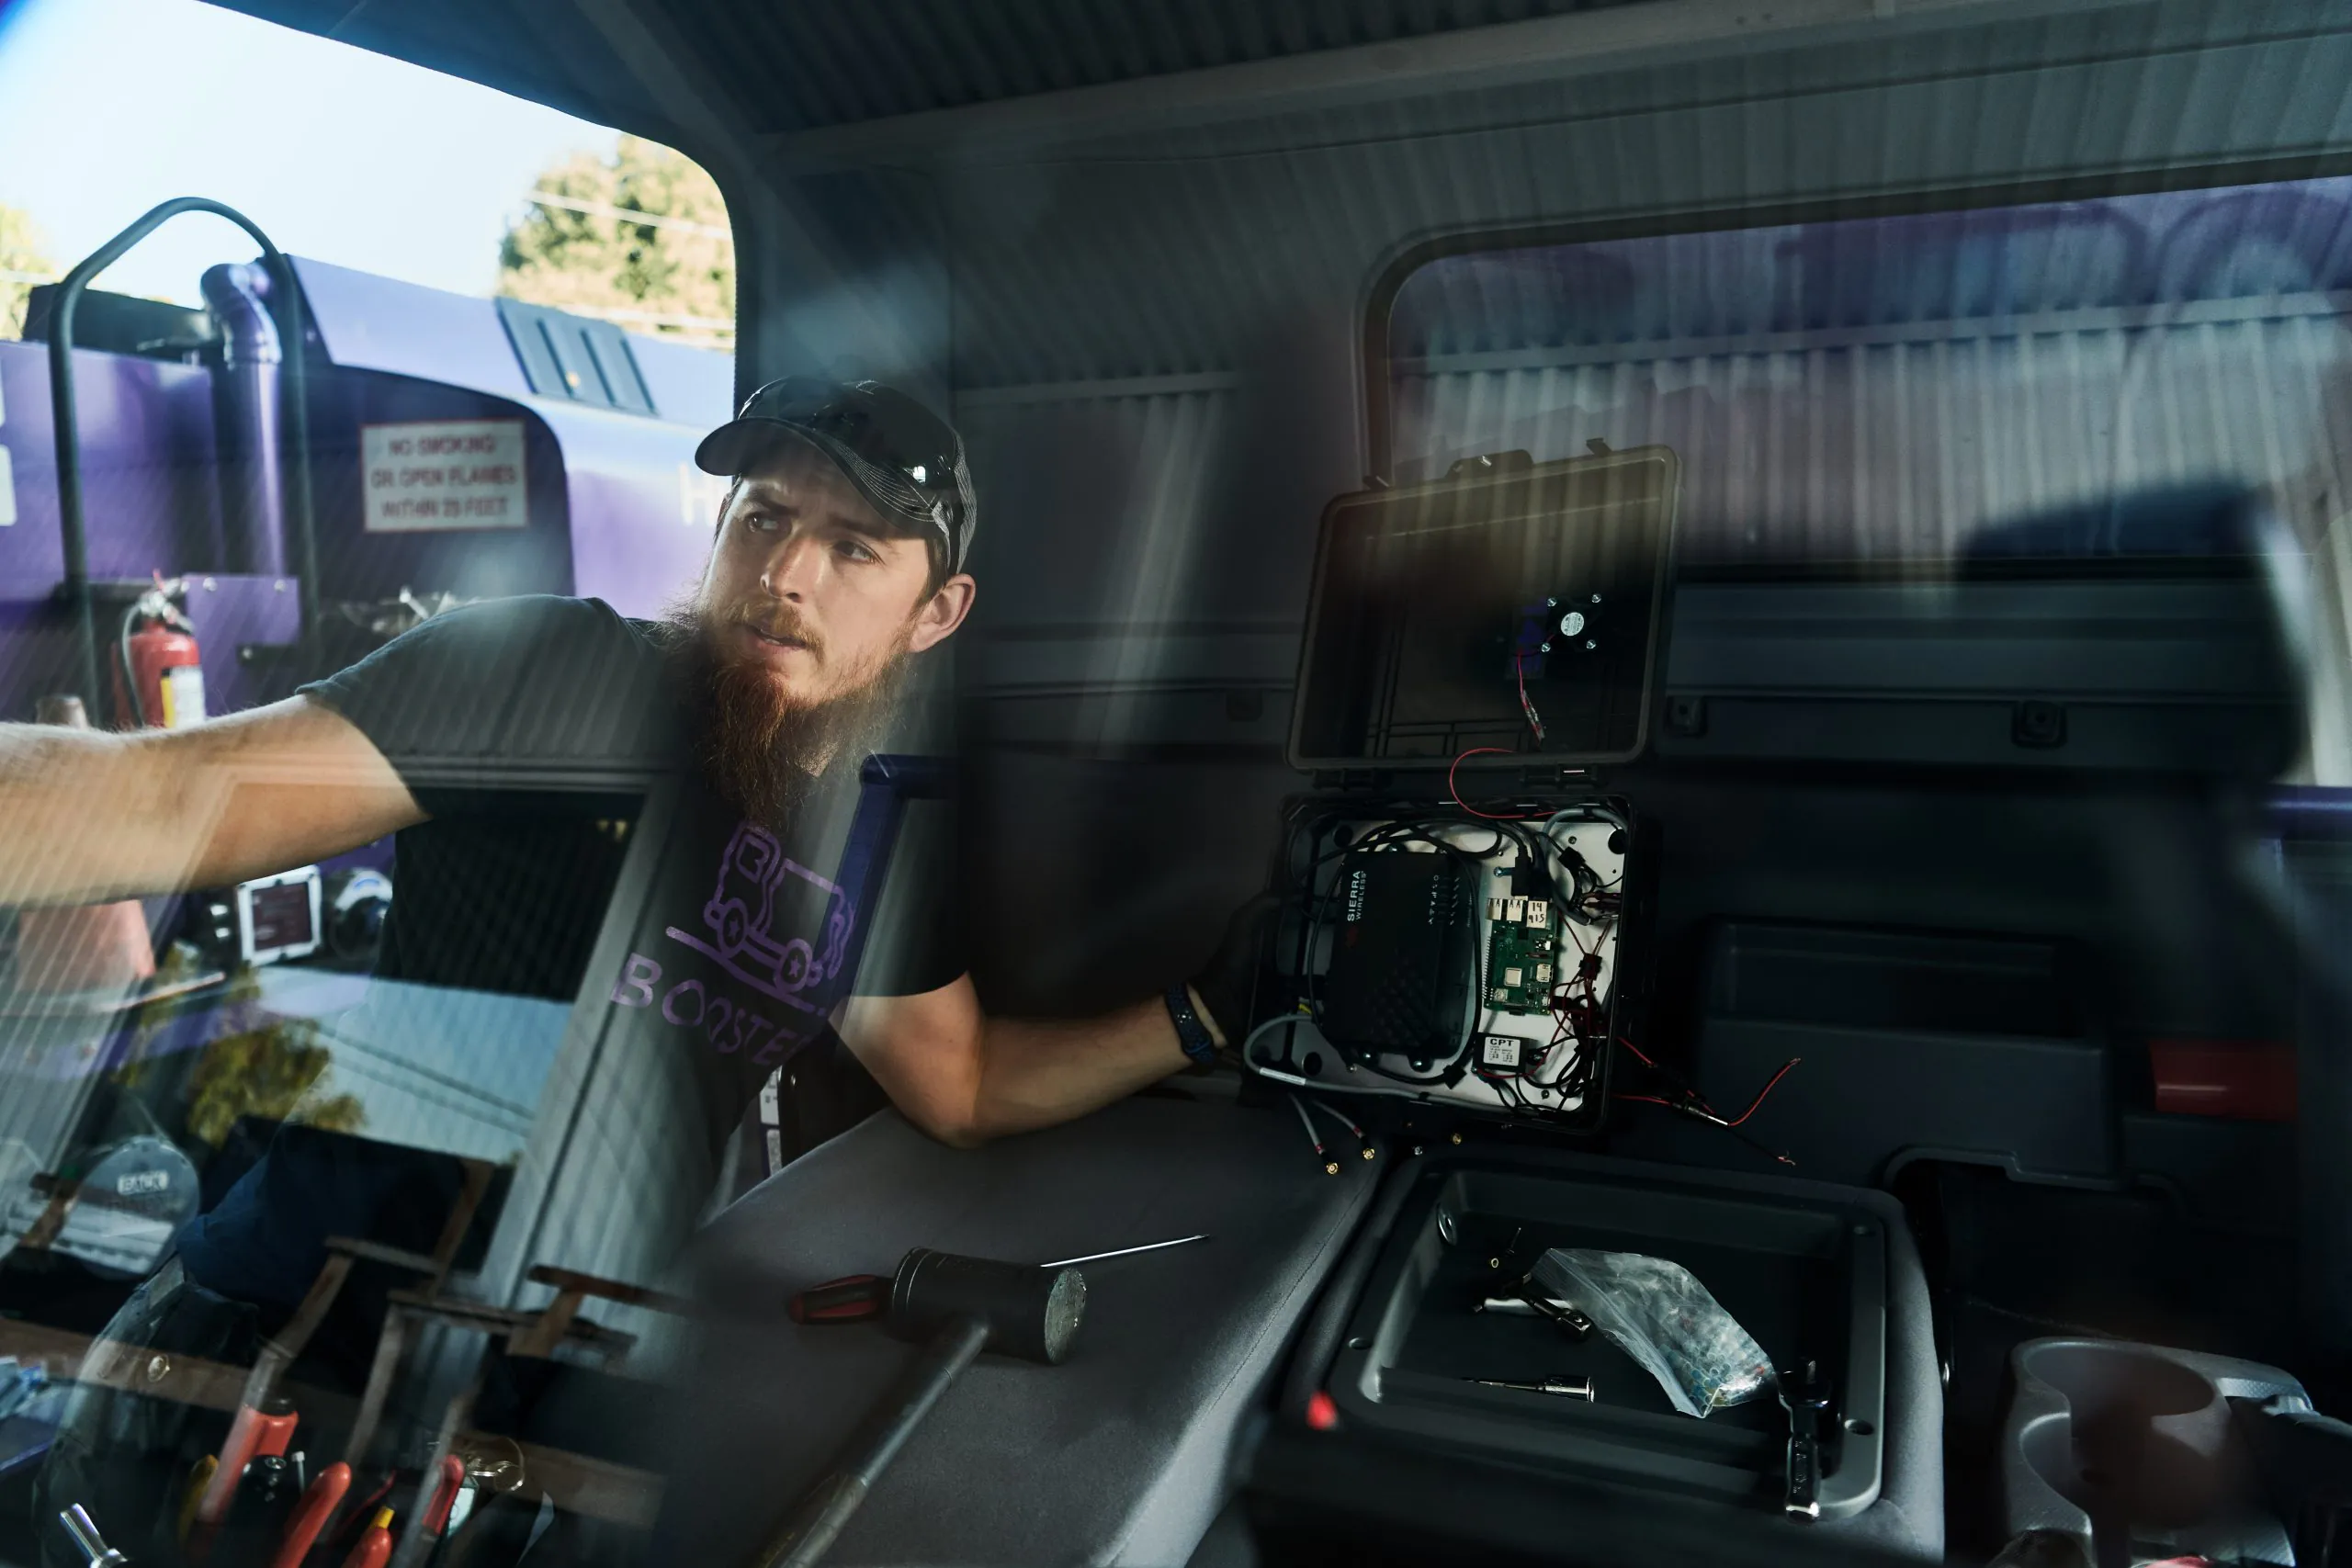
top-left (4, 3), bottom-right (2352, 1566)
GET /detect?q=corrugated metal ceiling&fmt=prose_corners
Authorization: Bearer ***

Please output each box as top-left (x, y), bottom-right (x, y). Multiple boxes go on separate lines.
top-left (210, 0), bottom-right (1657, 139)
top-left (672, 0), bottom-right (1649, 133)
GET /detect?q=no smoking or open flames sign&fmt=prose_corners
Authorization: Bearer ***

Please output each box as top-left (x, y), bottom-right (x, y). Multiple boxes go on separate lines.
top-left (361, 419), bottom-right (529, 533)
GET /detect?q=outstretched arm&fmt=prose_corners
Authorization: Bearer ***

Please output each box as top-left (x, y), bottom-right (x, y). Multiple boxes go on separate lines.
top-left (838, 976), bottom-right (1226, 1148)
top-left (0, 696), bottom-right (424, 907)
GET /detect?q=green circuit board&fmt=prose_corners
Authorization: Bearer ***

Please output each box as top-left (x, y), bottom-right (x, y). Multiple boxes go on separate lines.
top-left (1484, 897), bottom-right (1557, 1015)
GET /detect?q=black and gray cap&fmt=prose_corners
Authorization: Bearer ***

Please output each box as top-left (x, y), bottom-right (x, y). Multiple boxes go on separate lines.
top-left (695, 377), bottom-right (978, 575)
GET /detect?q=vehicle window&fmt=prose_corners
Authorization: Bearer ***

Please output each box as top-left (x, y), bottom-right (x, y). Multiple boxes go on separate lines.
top-left (1385, 176), bottom-right (2352, 779)
top-left (6, 4), bottom-right (2350, 1567)
top-left (0, 2), bottom-right (744, 1559)
top-left (1387, 178), bottom-right (2352, 569)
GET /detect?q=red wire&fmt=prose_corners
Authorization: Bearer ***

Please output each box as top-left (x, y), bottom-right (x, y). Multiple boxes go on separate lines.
top-left (1515, 650), bottom-right (1545, 743)
top-left (1721, 1057), bottom-right (1802, 1127)
top-left (1613, 1050), bottom-right (1802, 1167)
top-left (1447, 747), bottom-right (1542, 820)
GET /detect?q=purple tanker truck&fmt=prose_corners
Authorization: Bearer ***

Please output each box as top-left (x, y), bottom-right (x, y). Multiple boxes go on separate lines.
top-left (0, 209), bottom-right (735, 1285)
top-left (2, 226), bottom-right (731, 732)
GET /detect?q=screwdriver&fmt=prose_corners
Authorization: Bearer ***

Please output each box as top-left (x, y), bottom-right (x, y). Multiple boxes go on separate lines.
top-left (55, 1505), bottom-right (127, 1567)
top-left (1465, 1375), bottom-right (1595, 1401)
top-left (792, 1236), bottom-right (1206, 1324)
top-left (1474, 1292), bottom-right (1595, 1338)
top-left (1038, 1235), bottom-right (1204, 1269)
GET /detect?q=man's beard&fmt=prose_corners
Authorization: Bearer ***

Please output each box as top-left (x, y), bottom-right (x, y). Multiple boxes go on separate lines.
top-left (663, 603), bottom-right (913, 826)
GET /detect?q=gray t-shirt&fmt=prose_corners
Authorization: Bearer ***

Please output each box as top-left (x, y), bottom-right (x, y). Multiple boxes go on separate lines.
top-left (300, 592), bottom-right (962, 1164)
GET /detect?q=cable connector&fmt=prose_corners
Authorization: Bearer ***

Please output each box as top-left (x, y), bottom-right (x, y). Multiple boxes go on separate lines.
top-left (1300, 1096), bottom-right (1375, 1165)
top-left (1290, 1096), bottom-right (1340, 1175)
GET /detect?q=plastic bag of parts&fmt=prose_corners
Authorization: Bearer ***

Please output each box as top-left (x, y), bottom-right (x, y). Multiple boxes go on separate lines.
top-left (1532, 1247), bottom-right (1774, 1417)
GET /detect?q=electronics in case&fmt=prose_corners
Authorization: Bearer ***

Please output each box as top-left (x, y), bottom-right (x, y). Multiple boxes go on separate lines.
top-left (1318, 849), bottom-right (1480, 1065)
top-left (1243, 444), bottom-right (1679, 1129)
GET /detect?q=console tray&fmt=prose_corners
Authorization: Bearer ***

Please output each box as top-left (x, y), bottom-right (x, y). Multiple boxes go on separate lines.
top-left (1325, 1148), bottom-right (1892, 1519)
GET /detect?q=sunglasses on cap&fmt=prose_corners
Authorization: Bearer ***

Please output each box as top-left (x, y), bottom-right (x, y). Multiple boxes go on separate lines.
top-left (695, 377), bottom-right (978, 574)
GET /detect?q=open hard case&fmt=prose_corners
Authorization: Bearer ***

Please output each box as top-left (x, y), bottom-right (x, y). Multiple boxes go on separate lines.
top-left (1242, 443), bottom-right (1908, 1531)
top-left (1245, 442), bottom-right (1679, 1134)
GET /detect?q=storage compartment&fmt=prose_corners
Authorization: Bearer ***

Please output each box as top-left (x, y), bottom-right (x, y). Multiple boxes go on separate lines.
top-left (1692, 922), bottom-right (2115, 1185)
top-left (1999, 1337), bottom-right (2312, 1566)
top-left (1324, 1149), bottom-right (1891, 1521)
top-left (1655, 518), bottom-right (2306, 777)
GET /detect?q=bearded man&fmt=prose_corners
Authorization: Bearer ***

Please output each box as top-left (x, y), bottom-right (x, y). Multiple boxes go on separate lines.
top-left (2, 377), bottom-right (1238, 1150)
top-left (5, 379), bottom-right (1248, 1551)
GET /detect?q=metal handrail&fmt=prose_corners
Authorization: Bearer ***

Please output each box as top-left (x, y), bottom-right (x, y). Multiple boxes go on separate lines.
top-left (45, 197), bottom-right (321, 710)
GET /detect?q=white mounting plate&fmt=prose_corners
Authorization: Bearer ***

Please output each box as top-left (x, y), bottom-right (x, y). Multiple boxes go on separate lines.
top-left (1245, 806), bottom-right (1625, 1119)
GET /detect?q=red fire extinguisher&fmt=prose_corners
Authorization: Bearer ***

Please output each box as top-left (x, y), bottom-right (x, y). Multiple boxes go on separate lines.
top-left (113, 577), bottom-right (205, 730)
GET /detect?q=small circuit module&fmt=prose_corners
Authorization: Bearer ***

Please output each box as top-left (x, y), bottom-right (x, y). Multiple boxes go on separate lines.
top-left (1484, 897), bottom-right (1556, 1015)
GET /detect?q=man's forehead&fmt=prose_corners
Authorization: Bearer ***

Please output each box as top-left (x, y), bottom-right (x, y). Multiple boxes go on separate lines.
top-left (729, 446), bottom-right (897, 536)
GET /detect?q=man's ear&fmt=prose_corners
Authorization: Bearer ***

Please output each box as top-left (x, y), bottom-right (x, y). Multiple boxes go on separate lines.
top-left (909, 573), bottom-right (978, 655)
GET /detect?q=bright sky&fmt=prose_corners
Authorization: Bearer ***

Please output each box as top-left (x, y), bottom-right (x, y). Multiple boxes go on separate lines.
top-left (0, 0), bottom-right (623, 306)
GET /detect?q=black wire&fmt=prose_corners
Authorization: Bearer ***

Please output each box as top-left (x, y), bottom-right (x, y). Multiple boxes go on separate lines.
top-left (1359, 1056), bottom-right (1462, 1087)
top-left (1273, 803), bottom-right (1624, 1109)
top-left (1476, 1068), bottom-right (1529, 1112)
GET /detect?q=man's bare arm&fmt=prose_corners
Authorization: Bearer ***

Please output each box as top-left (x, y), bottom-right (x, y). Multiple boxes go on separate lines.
top-left (839, 976), bottom-right (1223, 1148)
top-left (0, 696), bottom-right (424, 907)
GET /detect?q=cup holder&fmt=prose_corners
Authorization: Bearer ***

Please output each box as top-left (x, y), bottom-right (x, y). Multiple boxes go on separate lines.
top-left (2017, 1342), bottom-right (2232, 1531)
top-left (2003, 1337), bottom-right (2313, 1566)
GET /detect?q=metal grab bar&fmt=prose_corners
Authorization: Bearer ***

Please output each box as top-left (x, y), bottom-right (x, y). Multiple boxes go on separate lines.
top-left (45, 197), bottom-right (321, 711)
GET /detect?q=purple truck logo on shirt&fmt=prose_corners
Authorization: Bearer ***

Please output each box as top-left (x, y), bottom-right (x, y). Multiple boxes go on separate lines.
top-left (663, 822), bottom-right (855, 1013)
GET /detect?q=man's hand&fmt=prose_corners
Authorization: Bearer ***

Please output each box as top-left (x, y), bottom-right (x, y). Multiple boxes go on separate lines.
top-left (0, 697), bottom-right (424, 907)
top-left (1188, 892), bottom-right (1279, 1051)
top-left (839, 976), bottom-right (1192, 1148)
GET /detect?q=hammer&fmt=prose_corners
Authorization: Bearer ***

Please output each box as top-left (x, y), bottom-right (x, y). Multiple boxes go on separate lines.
top-left (754, 1248), bottom-right (1087, 1568)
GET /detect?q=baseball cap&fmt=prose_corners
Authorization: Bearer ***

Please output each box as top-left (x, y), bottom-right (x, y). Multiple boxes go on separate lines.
top-left (695, 377), bottom-right (978, 574)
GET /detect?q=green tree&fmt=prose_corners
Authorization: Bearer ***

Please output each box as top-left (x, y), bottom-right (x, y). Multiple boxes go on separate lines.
top-left (497, 136), bottom-right (733, 347)
top-left (1, 205), bottom-right (57, 340)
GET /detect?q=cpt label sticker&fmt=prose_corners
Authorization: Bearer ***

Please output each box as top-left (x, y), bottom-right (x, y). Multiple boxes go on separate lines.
top-left (1481, 1035), bottom-right (1523, 1068)
top-left (362, 420), bottom-right (528, 532)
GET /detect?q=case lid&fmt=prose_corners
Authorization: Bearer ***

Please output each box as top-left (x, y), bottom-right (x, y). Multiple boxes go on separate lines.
top-left (1288, 446), bottom-right (1679, 773)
